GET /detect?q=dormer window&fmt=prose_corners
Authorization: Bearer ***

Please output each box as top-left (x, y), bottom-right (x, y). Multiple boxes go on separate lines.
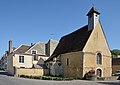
top-left (31, 50), bottom-right (37, 55)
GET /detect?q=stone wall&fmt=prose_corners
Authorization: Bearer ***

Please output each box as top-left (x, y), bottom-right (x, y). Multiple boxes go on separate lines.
top-left (7, 54), bottom-right (14, 75)
top-left (83, 21), bottom-right (112, 77)
top-left (112, 65), bottom-right (120, 74)
top-left (50, 59), bottom-right (62, 76)
top-left (61, 51), bottom-right (83, 78)
top-left (83, 52), bottom-right (111, 77)
top-left (15, 68), bottom-right (49, 77)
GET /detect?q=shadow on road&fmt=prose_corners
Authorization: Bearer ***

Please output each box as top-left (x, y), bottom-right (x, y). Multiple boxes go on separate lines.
top-left (98, 81), bottom-right (120, 85)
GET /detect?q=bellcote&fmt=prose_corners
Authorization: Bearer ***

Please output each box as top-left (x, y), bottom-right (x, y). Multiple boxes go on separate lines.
top-left (87, 7), bottom-right (100, 31)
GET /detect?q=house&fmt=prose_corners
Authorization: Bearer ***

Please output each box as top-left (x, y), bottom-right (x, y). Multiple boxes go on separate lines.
top-left (112, 58), bottom-right (120, 74)
top-left (46, 7), bottom-right (112, 78)
top-left (7, 39), bottom-right (58, 76)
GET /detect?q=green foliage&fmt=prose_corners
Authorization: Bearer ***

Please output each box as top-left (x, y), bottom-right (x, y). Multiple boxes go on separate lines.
top-left (111, 49), bottom-right (120, 58)
top-left (0, 68), bottom-right (5, 71)
top-left (19, 75), bottom-right (74, 81)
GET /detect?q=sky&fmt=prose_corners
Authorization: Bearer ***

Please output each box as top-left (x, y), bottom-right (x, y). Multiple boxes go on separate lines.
top-left (0, 0), bottom-right (120, 57)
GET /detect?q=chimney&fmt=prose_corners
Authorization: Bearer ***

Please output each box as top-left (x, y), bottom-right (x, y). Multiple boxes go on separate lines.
top-left (9, 40), bottom-right (13, 54)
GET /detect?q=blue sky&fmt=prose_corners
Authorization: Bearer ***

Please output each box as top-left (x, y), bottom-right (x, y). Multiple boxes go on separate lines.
top-left (0, 0), bottom-right (120, 57)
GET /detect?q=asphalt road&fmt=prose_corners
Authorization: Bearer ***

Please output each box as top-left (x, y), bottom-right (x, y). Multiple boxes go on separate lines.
top-left (0, 71), bottom-right (120, 85)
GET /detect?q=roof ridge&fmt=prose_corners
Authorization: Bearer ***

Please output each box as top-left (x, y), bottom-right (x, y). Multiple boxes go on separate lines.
top-left (62, 25), bottom-right (88, 38)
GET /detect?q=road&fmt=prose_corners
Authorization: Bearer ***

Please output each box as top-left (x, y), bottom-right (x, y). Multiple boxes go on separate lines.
top-left (0, 71), bottom-right (120, 85)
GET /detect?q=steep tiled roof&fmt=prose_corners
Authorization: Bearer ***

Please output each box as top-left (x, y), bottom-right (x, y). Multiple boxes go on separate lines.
top-left (47, 25), bottom-right (92, 61)
top-left (112, 58), bottom-right (120, 65)
top-left (14, 45), bottom-right (31, 54)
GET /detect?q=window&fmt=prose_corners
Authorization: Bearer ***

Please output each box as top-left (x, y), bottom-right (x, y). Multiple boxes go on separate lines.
top-left (19, 56), bottom-right (24, 63)
top-left (58, 63), bottom-right (61, 66)
top-left (97, 53), bottom-right (102, 64)
top-left (32, 50), bottom-right (37, 55)
top-left (66, 58), bottom-right (69, 66)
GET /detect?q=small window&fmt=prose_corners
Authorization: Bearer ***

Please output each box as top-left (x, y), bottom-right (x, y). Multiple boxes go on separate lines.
top-left (97, 53), bottom-right (102, 65)
top-left (96, 14), bottom-right (98, 17)
top-left (58, 63), bottom-right (61, 66)
top-left (32, 50), bottom-right (37, 55)
top-left (19, 56), bottom-right (24, 63)
top-left (66, 58), bottom-right (69, 66)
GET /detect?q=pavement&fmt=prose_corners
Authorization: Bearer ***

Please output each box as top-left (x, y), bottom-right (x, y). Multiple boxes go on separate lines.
top-left (0, 71), bottom-right (120, 85)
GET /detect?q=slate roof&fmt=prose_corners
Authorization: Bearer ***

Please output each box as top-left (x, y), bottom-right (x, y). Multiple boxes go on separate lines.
top-left (47, 25), bottom-right (93, 61)
top-left (87, 7), bottom-right (100, 16)
top-left (14, 45), bottom-right (31, 54)
top-left (112, 58), bottom-right (120, 65)
top-left (33, 64), bottom-right (48, 69)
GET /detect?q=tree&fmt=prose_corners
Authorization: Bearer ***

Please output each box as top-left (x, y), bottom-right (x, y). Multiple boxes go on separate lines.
top-left (111, 49), bottom-right (120, 58)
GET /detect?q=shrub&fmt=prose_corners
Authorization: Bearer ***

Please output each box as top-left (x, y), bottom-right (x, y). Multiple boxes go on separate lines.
top-left (19, 75), bottom-right (75, 81)
top-left (33, 76), bottom-right (41, 79)
top-left (20, 75), bottom-right (26, 78)
top-left (25, 75), bottom-right (29, 78)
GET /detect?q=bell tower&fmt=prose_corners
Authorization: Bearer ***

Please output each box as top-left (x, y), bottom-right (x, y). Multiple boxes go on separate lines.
top-left (87, 7), bottom-right (100, 31)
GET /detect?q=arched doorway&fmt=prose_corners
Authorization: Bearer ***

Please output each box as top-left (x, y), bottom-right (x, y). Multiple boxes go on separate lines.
top-left (96, 69), bottom-right (102, 77)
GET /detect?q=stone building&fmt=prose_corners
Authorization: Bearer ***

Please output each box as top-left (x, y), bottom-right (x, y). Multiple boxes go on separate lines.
top-left (112, 58), bottom-right (120, 74)
top-left (7, 39), bottom-right (58, 76)
top-left (46, 7), bottom-right (112, 78)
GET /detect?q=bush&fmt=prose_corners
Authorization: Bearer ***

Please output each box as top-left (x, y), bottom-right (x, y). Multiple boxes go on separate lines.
top-left (33, 76), bottom-right (41, 79)
top-left (20, 75), bottom-right (26, 78)
top-left (41, 76), bottom-right (52, 80)
top-left (19, 75), bottom-right (74, 81)
top-left (25, 75), bottom-right (29, 78)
